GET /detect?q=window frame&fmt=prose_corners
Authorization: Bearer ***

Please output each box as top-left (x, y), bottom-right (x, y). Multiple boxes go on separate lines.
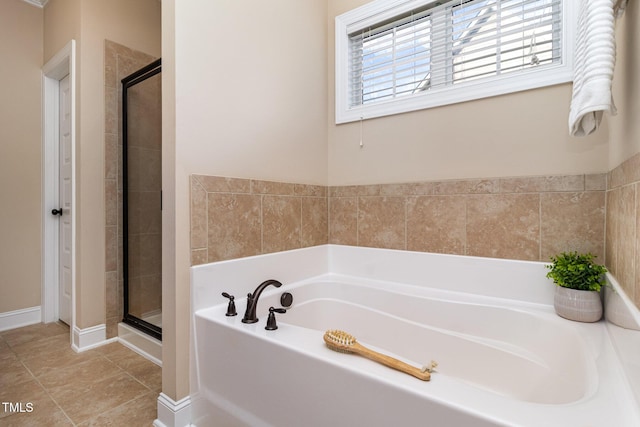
top-left (335, 0), bottom-right (576, 124)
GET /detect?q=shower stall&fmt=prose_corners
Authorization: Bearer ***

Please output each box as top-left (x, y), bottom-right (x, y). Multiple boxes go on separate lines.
top-left (121, 59), bottom-right (162, 341)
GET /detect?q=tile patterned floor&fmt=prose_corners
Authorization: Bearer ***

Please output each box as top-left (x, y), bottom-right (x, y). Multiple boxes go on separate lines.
top-left (0, 322), bottom-right (160, 426)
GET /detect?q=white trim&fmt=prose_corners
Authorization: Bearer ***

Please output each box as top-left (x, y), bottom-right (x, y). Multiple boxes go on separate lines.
top-left (335, 0), bottom-right (577, 123)
top-left (154, 393), bottom-right (192, 427)
top-left (0, 307), bottom-right (42, 332)
top-left (42, 40), bottom-right (76, 333)
top-left (72, 324), bottom-right (107, 352)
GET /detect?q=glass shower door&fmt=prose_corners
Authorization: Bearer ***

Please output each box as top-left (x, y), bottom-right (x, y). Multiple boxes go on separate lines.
top-left (122, 59), bottom-right (162, 340)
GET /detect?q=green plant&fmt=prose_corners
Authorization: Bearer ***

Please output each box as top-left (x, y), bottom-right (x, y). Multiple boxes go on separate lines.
top-left (546, 252), bottom-right (607, 292)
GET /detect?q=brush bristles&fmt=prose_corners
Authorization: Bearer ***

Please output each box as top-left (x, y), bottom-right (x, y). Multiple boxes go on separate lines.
top-left (325, 329), bottom-right (356, 345)
top-left (323, 329), bottom-right (357, 352)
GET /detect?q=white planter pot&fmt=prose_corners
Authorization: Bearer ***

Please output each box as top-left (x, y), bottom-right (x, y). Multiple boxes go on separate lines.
top-left (554, 286), bottom-right (602, 322)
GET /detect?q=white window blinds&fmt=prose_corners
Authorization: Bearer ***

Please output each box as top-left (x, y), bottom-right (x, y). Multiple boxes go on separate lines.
top-left (348, 0), bottom-right (563, 108)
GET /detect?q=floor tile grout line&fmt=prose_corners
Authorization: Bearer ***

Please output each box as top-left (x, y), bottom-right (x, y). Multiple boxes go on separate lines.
top-left (18, 345), bottom-right (124, 426)
top-left (36, 353), bottom-right (145, 426)
top-left (16, 332), bottom-right (74, 424)
top-left (81, 387), bottom-right (157, 425)
top-left (23, 360), bottom-right (78, 427)
top-left (0, 335), bottom-right (19, 360)
top-left (71, 364), bottom-right (158, 425)
top-left (97, 347), bottom-right (160, 393)
top-left (121, 368), bottom-right (157, 393)
top-left (5, 326), bottom-right (71, 357)
top-left (1, 328), bottom-right (71, 427)
top-left (48, 354), bottom-right (150, 426)
top-left (2, 325), bottom-right (158, 425)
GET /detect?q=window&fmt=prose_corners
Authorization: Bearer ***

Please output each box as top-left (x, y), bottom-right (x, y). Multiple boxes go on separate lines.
top-left (335, 0), bottom-right (575, 123)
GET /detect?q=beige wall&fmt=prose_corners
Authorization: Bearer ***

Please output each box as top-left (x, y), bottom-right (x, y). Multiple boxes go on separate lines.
top-left (43, 0), bottom-right (80, 63)
top-left (164, 0), bottom-right (328, 401)
top-left (609, 1), bottom-right (640, 168)
top-left (327, 0), bottom-right (610, 186)
top-left (0, 0), bottom-right (43, 313)
top-left (174, 0), bottom-right (328, 184)
top-left (161, 0), bottom-right (181, 402)
top-left (75, 0), bottom-right (161, 329)
top-left (42, 0), bottom-right (161, 329)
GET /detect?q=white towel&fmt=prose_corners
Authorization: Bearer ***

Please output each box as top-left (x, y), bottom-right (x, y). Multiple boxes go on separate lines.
top-left (568, 0), bottom-right (617, 137)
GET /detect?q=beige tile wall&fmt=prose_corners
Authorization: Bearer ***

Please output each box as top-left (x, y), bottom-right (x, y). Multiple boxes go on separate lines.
top-left (606, 151), bottom-right (640, 308)
top-left (329, 174), bottom-right (607, 262)
top-left (189, 168), bottom-right (640, 315)
top-left (104, 40), bottom-right (158, 338)
top-left (191, 173), bottom-right (606, 266)
top-left (190, 175), bottom-right (328, 264)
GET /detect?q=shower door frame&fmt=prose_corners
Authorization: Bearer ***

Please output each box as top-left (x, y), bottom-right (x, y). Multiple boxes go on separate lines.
top-left (121, 58), bottom-right (162, 341)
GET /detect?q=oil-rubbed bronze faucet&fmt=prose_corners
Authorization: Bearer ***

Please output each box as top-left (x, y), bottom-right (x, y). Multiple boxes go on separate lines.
top-left (241, 279), bottom-right (283, 323)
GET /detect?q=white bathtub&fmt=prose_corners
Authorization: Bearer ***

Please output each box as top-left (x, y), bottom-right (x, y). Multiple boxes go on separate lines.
top-left (190, 245), bottom-right (640, 426)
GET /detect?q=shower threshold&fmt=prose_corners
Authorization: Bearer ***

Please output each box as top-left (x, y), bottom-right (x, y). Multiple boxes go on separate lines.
top-left (118, 322), bottom-right (162, 366)
top-left (141, 310), bottom-right (162, 328)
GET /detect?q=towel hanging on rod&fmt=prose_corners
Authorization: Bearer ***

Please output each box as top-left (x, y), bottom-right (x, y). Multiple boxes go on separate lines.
top-left (568, 0), bottom-right (618, 137)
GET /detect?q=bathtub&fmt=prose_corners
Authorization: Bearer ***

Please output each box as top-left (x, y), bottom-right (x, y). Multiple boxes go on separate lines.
top-left (190, 245), bottom-right (640, 426)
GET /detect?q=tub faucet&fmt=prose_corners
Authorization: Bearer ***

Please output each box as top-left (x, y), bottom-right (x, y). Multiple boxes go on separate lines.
top-left (242, 279), bottom-right (283, 324)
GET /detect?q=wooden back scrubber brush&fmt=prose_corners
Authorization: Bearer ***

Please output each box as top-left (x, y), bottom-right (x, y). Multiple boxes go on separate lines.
top-left (323, 330), bottom-right (436, 381)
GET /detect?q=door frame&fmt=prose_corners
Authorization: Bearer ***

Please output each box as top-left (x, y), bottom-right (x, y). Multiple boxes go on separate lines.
top-left (42, 40), bottom-right (76, 333)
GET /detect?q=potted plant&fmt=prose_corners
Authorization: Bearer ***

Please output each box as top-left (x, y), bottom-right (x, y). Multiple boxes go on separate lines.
top-left (546, 252), bottom-right (607, 322)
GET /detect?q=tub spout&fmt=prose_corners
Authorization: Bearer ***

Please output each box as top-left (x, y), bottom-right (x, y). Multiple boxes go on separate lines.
top-left (242, 279), bottom-right (282, 324)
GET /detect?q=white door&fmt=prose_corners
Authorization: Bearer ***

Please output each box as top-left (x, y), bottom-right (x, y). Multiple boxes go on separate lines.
top-left (58, 74), bottom-right (72, 325)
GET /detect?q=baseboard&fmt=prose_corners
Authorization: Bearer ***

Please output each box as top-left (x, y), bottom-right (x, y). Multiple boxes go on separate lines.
top-left (154, 393), bottom-right (192, 427)
top-left (0, 306), bottom-right (41, 332)
top-left (71, 324), bottom-right (108, 352)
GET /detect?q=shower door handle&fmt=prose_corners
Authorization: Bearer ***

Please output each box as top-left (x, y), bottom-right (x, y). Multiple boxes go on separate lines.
top-left (51, 208), bottom-right (63, 216)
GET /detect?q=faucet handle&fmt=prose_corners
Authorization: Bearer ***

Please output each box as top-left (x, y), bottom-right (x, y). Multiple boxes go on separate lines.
top-left (221, 292), bottom-right (237, 317)
top-left (265, 307), bottom-right (286, 331)
top-left (280, 292), bottom-right (293, 308)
